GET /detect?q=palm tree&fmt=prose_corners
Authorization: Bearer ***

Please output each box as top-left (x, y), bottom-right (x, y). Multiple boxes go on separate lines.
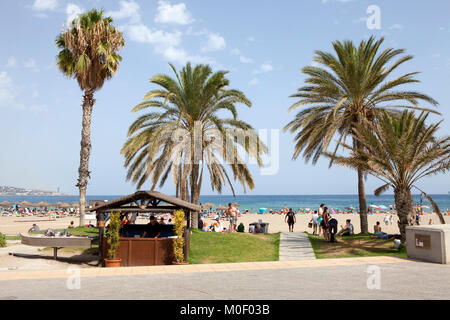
top-left (284, 37), bottom-right (438, 233)
top-left (326, 110), bottom-right (449, 242)
top-left (56, 9), bottom-right (125, 226)
top-left (121, 63), bottom-right (266, 226)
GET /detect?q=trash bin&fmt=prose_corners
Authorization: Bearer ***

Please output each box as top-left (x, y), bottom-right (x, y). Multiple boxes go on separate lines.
top-left (406, 224), bottom-right (450, 264)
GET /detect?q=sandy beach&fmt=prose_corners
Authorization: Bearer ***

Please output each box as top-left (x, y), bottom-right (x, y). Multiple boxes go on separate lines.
top-left (1, 212), bottom-right (449, 235)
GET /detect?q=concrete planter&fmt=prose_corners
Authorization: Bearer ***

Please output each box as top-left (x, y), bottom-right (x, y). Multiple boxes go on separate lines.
top-left (406, 224), bottom-right (450, 264)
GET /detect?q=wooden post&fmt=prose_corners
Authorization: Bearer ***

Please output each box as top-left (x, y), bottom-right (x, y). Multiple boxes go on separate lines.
top-left (98, 211), bottom-right (105, 267)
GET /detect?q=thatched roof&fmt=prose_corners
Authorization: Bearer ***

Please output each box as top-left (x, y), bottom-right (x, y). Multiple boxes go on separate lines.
top-left (0, 201), bottom-right (13, 208)
top-left (36, 201), bottom-right (51, 207)
top-left (90, 190), bottom-right (200, 213)
top-left (201, 202), bottom-right (216, 209)
top-left (20, 201), bottom-right (33, 207)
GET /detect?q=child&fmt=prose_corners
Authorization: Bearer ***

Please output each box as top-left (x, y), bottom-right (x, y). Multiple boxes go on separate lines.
top-left (68, 221), bottom-right (75, 229)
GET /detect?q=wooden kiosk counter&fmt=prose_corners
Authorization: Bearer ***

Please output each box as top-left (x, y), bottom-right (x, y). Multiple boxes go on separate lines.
top-left (91, 191), bottom-right (200, 267)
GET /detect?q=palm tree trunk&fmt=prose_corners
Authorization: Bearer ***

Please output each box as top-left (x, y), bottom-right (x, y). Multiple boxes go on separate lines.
top-left (355, 139), bottom-right (368, 234)
top-left (394, 188), bottom-right (414, 243)
top-left (76, 89), bottom-right (95, 227)
top-left (190, 164), bottom-right (199, 228)
top-left (357, 168), bottom-right (368, 233)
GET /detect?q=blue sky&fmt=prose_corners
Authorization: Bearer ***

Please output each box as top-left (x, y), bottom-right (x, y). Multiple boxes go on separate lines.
top-left (0, 0), bottom-right (449, 196)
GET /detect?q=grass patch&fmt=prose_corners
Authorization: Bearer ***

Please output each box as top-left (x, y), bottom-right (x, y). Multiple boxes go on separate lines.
top-left (189, 229), bottom-right (280, 264)
top-left (5, 235), bottom-right (21, 241)
top-left (307, 233), bottom-right (407, 259)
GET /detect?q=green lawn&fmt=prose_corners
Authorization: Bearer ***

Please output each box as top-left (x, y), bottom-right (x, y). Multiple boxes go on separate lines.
top-left (188, 229), bottom-right (280, 264)
top-left (307, 233), bottom-right (407, 259)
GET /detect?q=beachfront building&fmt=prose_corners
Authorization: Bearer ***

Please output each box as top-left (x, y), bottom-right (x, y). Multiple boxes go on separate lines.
top-left (91, 191), bottom-right (200, 267)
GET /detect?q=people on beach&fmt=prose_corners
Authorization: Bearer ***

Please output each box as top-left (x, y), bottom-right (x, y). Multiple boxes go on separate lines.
top-left (28, 223), bottom-right (40, 233)
top-left (384, 215), bottom-right (389, 226)
top-left (328, 217), bottom-right (338, 242)
top-left (337, 219), bottom-right (354, 236)
top-left (321, 207), bottom-right (330, 241)
top-left (310, 210), bottom-right (319, 235)
top-left (285, 208), bottom-right (296, 232)
top-left (318, 204), bottom-right (325, 236)
top-left (237, 222), bottom-right (245, 233)
top-left (374, 221), bottom-right (386, 235)
top-left (68, 221), bottom-right (75, 229)
top-left (226, 203), bottom-right (238, 232)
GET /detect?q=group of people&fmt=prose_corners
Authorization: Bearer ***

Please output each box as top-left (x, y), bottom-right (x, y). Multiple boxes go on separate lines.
top-left (283, 204), bottom-right (355, 242)
top-left (200, 203), bottom-right (243, 233)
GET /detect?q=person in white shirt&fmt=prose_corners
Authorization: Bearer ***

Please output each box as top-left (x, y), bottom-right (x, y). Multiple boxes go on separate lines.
top-left (310, 210), bottom-right (319, 235)
top-left (384, 215), bottom-right (389, 226)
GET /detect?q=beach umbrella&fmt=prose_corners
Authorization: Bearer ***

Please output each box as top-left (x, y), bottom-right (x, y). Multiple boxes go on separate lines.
top-left (378, 205), bottom-right (388, 210)
top-left (36, 201), bottom-right (51, 207)
top-left (71, 201), bottom-right (80, 207)
top-left (53, 202), bottom-right (64, 208)
top-left (20, 201), bottom-right (33, 207)
top-left (217, 205), bottom-right (227, 210)
top-left (331, 208), bottom-right (337, 214)
top-left (60, 202), bottom-right (72, 208)
top-left (258, 208), bottom-right (267, 214)
top-left (232, 202), bottom-right (240, 208)
top-left (0, 201), bottom-right (13, 208)
top-left (201, 203), bottom-right (216, 209)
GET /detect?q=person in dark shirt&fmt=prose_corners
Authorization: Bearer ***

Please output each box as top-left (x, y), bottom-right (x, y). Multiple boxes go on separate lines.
top-left (284, 208), bottom-right (296, 232)
top-left (142, 216), bottom-right (161, 238)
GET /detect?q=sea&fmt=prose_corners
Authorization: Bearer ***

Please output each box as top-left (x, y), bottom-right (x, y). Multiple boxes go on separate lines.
top-left (1, 194), bottom-right (449, 212)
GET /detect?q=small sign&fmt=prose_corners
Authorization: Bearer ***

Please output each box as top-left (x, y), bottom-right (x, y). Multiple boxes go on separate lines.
top-left (415, 234), bottom-right (431, 249)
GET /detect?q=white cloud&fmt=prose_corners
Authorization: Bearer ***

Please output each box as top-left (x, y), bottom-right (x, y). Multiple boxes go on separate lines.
top-left (246, 36), bottom-right (255, 42)
top-left (389, 24), bottom-right (403, 30)
top-left (253, 62), bottom-right (274, 74)
top-left (0, 72), bottom-right (22, 109)
top-left (249, 78), bottom-right (259, 86)
top-left (126, 24), bottom-right (182, 48)
top-left (231, 48), bottom-right (253, 64)
top-left (155, 1), bottom-right (194, 25)
top-left (24, 59), bottom-right (39, 72)
top-left (6, 57), bottom-right (17, 68)
top-left (107, 1), bottom-right (141, 24)
top-left (201, 33), bottom-right (226, 52)
top-left (66, 3), bottom-right (83, 27)
top-left (32, 0), bottom-right (58, 11)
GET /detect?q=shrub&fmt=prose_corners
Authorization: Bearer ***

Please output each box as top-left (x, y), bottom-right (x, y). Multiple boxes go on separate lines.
top-left (0, 232), bottom-right (6, 248)
top-left (173, 210), bottom-right (185, 262)
top-left (106, 212), bottom-right (121, 260)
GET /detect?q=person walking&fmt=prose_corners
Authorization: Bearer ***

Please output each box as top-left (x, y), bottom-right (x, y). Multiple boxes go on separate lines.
top-left (285, 208), bottom-right (296, 232)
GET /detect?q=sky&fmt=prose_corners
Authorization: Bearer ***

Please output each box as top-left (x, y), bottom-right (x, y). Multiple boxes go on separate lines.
top-left (0, 0), bottom-right (449, 196)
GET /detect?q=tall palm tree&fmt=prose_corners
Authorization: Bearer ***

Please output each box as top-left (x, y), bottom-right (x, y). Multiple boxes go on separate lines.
top-left (56, 9), bottom-right (125, 226)
top-left (326, 110), bottom-right (449, 242)
top-left (122, 63), bottom-right (266, 226)
top-left (284, 37), bottom-right (438, 233)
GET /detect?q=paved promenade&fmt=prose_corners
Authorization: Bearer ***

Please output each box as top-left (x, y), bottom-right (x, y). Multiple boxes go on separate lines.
top-left (1, 257), bottom-right (449, 300)
top-left (279, 232), bottom-right (316, 261)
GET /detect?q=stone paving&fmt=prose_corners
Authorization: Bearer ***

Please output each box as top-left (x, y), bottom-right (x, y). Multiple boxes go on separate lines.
top-left (279, 232), bottom-right (316, 261)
